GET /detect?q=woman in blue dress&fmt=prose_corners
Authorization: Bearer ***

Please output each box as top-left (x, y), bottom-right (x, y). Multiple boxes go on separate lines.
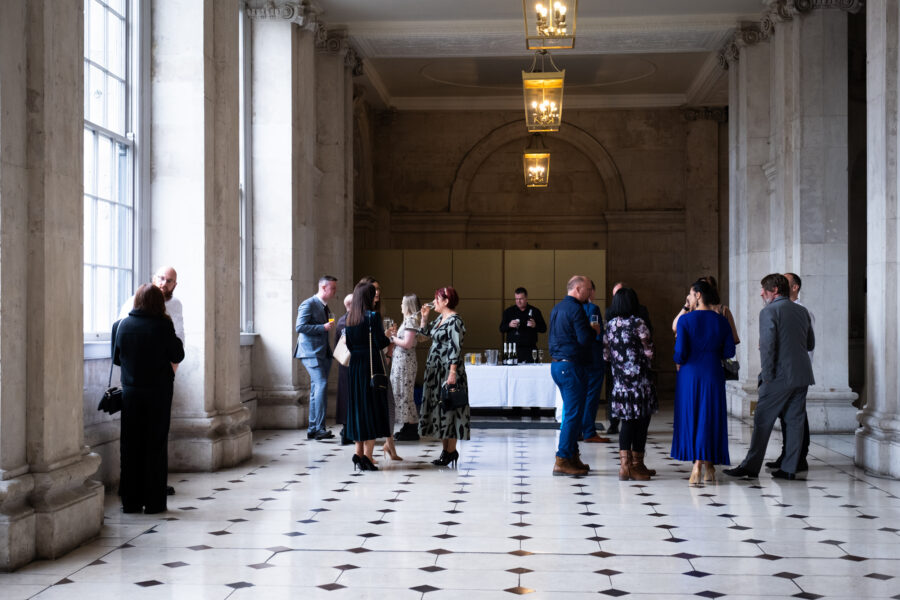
top-left (345, 282), bottom-right (392, 471)
top-left (671, 279), bottom-right (736, 484)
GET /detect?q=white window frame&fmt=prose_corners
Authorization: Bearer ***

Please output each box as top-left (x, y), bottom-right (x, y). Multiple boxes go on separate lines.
top-left (83, 0), bottom-right (150, 357)
top-left (239, 2), bottom-right (255, 334)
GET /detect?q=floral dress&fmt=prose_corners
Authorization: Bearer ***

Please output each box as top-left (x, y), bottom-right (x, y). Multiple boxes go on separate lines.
top-left (390, 315), bottom-right (420, 426)
top-left (602, 316), bottom-right (657, 420)
top-left (418, 313), bottom-right (469, 440)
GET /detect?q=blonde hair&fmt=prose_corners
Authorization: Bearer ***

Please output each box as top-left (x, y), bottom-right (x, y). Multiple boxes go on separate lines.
top-left (401, 293), bottom-right (420, 318)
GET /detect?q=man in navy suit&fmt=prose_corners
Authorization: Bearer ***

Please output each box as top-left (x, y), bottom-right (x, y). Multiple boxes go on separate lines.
top-left (295, 275), bottom-right (338, 440)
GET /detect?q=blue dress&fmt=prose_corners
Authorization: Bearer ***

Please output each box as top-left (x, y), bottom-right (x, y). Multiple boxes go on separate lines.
top-left (670, 310), bottom-right (736, 465)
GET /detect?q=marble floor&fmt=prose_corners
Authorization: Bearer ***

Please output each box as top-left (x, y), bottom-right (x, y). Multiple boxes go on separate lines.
top-left (4, 410), bottom-right (899, 600)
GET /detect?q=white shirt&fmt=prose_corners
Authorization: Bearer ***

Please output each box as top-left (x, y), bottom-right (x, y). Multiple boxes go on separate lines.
top-left (118, 295), bottom-right (185, 343)
top-left (794, 298), bottom-right (814, 363)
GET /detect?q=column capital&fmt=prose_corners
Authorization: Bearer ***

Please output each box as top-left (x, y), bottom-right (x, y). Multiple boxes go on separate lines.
top-left (345, 46), bottom-right (364, 76)
top-left (793, 0), bottom-right (864, 14)
top-left (315, 27), bottom-right (350, 55)
top-left (718, 24), bottom-right (769, 69)
top-left (245, 0), bottom-right (318, 29)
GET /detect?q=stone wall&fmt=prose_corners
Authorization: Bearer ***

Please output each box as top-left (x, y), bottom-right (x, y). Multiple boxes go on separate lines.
top-left (357, 107), bottom-right (727, 393)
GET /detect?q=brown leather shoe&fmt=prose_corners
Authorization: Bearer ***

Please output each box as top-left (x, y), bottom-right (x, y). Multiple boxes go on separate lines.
top-left (572, 454), bottom-right (590, 471)
top-left (553, 456), bottom-right (589, 476)
top-left (584, 434), bottom-right (611, 443)
top-left (630, 451), bottom-right (651, 481)
top-left (618, 450), bottom-right (632, 480)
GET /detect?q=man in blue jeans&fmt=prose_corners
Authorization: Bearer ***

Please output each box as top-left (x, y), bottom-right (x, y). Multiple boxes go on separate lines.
top-left (295, 275), bottom-right (338, 440)
top-left (549, 275), bottom-right (602, 476)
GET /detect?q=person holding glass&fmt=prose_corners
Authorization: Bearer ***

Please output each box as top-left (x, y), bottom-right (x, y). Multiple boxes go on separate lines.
top-left (418, 286), bottom-right (469, 467)
top-left (671, 279), bottom-right (736, 484)
top-left (582, 280), bottom-right (610, 444)
top-left (388, 294), bottom-right (426, 442)
top-left (344, 282), bottom-right (392, 471)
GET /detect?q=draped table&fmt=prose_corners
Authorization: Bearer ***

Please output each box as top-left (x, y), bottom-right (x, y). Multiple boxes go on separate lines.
top-left (466, 364), bottom-right (558, 408)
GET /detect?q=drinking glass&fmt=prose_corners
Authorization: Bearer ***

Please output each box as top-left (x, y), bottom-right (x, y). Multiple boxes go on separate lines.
top-left (531, 349), bottom-right (538, 363)
top-left (538, 349), bottom-right (544, 363)
top-left (383, 317), bottom-right (394, 332)
top-left (590, 314), bottom-right (599, 325)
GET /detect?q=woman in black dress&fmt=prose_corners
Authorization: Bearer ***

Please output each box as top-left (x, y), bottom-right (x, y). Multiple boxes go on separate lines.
top-left (344, 282), bottom-right (392, 471)
top-left (112, 284), bottom-right (184, 513)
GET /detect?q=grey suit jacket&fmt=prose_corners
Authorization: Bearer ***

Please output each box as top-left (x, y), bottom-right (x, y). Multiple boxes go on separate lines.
top-left (758, 295), bottom-right (815, 388)
top-left (294, 295), bottom-right (332, 361)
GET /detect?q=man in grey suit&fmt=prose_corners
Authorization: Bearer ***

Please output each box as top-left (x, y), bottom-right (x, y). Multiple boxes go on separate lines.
top-left (725, 273), bottom-right (815, 480)
top-left (295, 275), bottom-right (338, 440)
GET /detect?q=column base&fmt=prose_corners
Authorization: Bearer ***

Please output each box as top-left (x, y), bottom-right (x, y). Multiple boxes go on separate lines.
top-left (169, 405), bottom-right (253, 471)
top-left (726, 383), bottom-right (859, 432)
top-left (0, 474), bottom-right (36, 571)
top-left (856, 410), bottom-right (900, 478)
top-left (255, 390), bottom-right (307, 429)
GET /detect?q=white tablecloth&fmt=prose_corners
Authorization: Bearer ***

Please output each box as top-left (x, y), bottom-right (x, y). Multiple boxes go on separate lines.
top-left (466, 364), bottom-right (558, 408)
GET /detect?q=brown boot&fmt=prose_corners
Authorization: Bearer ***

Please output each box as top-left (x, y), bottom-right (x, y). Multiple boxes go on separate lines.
top-left (572, 453), bottom-right (590, 471)
top-left (618, 450), bottom-right (632, 480)
top-left (630, 451), bottom-right (652, 480)
top-left (553, 456), bottom-right (589, 476)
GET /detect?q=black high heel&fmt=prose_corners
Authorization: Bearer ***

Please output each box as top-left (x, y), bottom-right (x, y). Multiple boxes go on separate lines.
top-left (360, 455), bottom-right (379, 471)
top-left (432, 450), bottom-right (459, 467)
top-left (352, 454), bottom-right (362, 471)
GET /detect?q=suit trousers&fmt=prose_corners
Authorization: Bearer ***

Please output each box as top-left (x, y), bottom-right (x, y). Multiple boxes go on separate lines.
top-left (302, 357), bottom-right (332, 432)
top-left (740, 382), bottom-right (808, 474)
top-left (551, 361), bottom-right (587, 459)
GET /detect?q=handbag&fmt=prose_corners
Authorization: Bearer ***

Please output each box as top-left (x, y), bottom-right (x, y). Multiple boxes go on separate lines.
top-left (440, 382), bottom-right (468, 412)
top-left (333, 331), bottom-right (351, 367)
top-left (369, 319), bottom-right (389, 391)
top-left (97, 359), bottom-right (123, 414)
top-left (723, 358), bottom-right (740, 381)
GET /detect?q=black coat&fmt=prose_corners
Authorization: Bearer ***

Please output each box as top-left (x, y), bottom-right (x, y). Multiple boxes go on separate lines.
top-left (112, 310), bottom-right (185, 388)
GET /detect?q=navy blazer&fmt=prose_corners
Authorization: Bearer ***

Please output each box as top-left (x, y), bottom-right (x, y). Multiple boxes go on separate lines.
top-left (295, 295), bottom-right (332, 361)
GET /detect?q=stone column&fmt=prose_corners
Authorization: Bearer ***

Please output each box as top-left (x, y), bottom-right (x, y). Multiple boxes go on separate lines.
top-left (683, 108), bottom-right (726, 280)
top-left (763, 4), bottom-right (859, 431)
top-left (0, 0), bottom-right (103, 570)
top-left (723, 29), bottom-right (773, 419)
top-left (857, 0), bottom-right (900, 477)
top-left (151, 0), bottom-right (251, 470)
top-left (248, 3), bottom-right (320, 428)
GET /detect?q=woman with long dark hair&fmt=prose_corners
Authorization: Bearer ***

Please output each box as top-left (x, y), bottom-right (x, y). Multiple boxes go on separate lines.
top-left (344, 282), bottom-right (392, 471)
top-left (112, 283), bottom-right (184, 513)
top-left (671, 279), bottom-right (736, 484)
top-left (603, 287), bottom-right (657, 481)
top-left (418, 286), bottom-right (468, 467)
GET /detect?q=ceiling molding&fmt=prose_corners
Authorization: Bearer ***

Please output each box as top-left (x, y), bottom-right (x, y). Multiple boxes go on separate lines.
top-left (359, 58), bottom-right (392, 108)
top-left (389, 94), bottom-right (688, 111)
top-left (684, 52), bottom-right (729, 106)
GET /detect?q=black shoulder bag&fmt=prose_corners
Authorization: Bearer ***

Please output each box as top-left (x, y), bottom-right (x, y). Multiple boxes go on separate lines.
top-left (97, 360), bottom-right (123, 414)
top-left (369, 318), bottom-right (389, 391)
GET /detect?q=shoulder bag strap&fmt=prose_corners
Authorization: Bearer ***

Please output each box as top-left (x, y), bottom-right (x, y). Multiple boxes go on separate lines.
top-left (108, 355), bottom-right (115, 387)
top-left (369, 316), bottom-right (387, 377)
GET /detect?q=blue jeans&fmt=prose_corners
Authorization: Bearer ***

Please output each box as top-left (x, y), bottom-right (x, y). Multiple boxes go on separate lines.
top-left (582, 366), bottom-right (605, 439)
top-left (302, 357), bottom-right (332, 432)
top-left (551, 361), bottom-right (587, 459)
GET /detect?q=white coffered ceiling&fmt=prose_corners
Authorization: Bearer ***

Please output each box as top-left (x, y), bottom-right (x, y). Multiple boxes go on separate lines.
top-left (313, 0), bottom-right (765, 110)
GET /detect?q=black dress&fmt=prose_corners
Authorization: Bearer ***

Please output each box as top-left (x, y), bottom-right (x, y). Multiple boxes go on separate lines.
top-left (112, 310), bottom-right (184, 513)
top-left (345, 312), bottom-right (391, 441)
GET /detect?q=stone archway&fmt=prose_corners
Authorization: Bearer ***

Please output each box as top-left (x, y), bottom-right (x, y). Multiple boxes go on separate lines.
top-left (448, 120), bottom-right (627, 213)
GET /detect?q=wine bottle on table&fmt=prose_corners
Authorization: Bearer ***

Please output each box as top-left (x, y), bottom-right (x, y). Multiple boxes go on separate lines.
top-left (512, 342), bottom-right (518, 365)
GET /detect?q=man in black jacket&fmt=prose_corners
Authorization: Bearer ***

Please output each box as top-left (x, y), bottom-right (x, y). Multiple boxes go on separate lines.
top-left (499, 287), bottom-right (547, 363)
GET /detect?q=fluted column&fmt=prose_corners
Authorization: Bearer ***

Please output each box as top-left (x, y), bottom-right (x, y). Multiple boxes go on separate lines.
top-left (151, 0), bottom-right (251, 469)
top-left (724, 29), bottom-right (773, 419)
top-left (248, 2), bottom-right (320, 428)
top-left (857, 0), bottom-right (900, 477)
top-left (0, 0), bottom-right (103, 570)
top-left (766, 3), bottom-right (858, 431)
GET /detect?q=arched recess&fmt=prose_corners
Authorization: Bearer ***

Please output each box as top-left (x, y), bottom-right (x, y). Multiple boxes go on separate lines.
top-left (448, 119), bottom-right (627, 213)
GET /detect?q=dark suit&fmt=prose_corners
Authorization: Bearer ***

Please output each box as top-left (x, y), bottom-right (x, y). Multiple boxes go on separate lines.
top-left (112, 311), bottom-right (184, 513)
top-left (499, 303), bottom-right (547, 362)
top-left (295, 295), bottom-right (333, 433)
top-left (737, 296), bottom-right (815, 475)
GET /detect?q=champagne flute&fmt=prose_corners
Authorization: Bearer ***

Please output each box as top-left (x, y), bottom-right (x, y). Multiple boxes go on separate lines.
top-left (532, 349), bottom-right (538, 363)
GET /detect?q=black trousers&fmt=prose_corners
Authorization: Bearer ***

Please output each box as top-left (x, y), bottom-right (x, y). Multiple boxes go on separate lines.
top-left (619, 416), bottom-right (651, 452)
top-left (120, 385), bottom-right (172, 512)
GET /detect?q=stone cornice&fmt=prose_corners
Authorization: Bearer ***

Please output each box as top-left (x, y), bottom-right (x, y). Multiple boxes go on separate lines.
top-left (683, 107), bottom-right (729, 123)
top-left (245, 0), bottom-right (318, 29)
top-left (316, 28), bottom-right (350, 55)
top-left (718, 0), bottom-right (863, 69)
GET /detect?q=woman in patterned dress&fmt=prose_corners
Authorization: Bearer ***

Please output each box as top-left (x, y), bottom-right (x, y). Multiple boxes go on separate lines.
top-left (603, 287), bottom-right (658, 481)
top-left (418, 286), bottom-right (468, 467)
top-left (388, 294), bottom-right (426, 442)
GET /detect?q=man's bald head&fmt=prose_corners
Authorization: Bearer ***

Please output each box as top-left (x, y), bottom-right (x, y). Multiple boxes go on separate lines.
top-left (153, 266), bottom-right (178, 301)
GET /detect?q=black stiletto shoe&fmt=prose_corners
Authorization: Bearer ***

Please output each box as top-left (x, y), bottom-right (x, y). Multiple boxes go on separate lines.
top-left (360, 455), bottom-right (379, 471)
top-left (352, 454), bottom-right (362, 471)
top-left (432, 450), bottom-right (459, 467)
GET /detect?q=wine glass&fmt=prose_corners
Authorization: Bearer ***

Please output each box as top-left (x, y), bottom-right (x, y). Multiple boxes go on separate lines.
top-left (383, 317), bottom-right (394, 333)
top-left (531, 349), bottom-right (538, 363)
top-left (538, 349), bottom-right (544, 363)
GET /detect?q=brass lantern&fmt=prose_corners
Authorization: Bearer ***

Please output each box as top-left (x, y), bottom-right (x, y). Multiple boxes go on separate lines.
top-left (523, 0), bottom-right (577, 50)
top-left (523, 134), bottom-right (550, 188)
top-left (522, 50), bottom-right (564, 132)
